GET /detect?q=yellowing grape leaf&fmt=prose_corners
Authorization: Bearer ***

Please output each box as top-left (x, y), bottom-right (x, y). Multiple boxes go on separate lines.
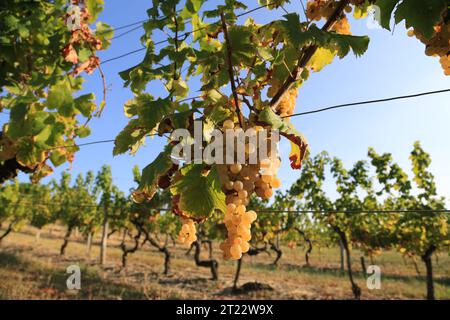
top-left (16, 138), bottom-right (44, 168)
top-left (258, 106), bottom-right (309, 169)
top-left (307, 48), bottom-right (336, 72)
top-left (289, 140), bottom-right (309, 170)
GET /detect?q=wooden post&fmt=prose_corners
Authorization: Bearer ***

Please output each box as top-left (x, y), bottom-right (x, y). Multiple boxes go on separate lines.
top-left (100, 203), bottom-right (108, 266)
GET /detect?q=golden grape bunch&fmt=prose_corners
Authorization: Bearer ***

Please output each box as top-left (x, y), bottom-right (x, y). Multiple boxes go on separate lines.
top-left (177, 218), bottom-right (197, 245)
top-left (276, 88), bottom-right (298, 118)
top-left (408, 23), bottom-right (450, 76)
top-left (216, 120), bottom-right (282, 260)
top-left (306, 0), bottom-right (353, 35)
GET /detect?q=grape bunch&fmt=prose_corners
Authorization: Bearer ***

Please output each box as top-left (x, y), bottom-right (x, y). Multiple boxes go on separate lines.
top-left (177, 218), bottom-right (197, 245)
top-left (267, 82), bottom-right (300, 119)
top-left (408, 23), bottom-right (450, 76)
top-left (306, 0), bottom-right (338, 21)
top-left (216, 120), bottom-right (282, 260)
top-left (275, 88), bottom-right (298, 118)
top-left (306, 0), bottom-right (353, 35)
top-left (220, 204), bottom-right (257, 259)
top-left (332, 16), bottom-right (351, 35)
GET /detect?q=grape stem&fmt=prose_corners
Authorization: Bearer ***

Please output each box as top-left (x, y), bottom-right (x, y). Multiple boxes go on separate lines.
top-left (269, 0), bottom-right (351, 110)
top-left (220, 11), bottom-right (245, 128)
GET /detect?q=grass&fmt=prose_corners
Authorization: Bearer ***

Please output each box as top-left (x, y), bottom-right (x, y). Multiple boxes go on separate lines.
top-left (0, 225), bottom-right (449, 300)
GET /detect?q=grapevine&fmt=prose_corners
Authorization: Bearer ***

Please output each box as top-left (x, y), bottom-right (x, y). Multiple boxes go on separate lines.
top-left (0, 0), bottom-right (112, 184)
top-left (408, 23), bottom-right (450, 76)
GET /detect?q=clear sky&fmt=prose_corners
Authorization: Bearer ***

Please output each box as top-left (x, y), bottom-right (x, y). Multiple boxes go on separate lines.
top-left (8, 0), bottom-right (450, 201)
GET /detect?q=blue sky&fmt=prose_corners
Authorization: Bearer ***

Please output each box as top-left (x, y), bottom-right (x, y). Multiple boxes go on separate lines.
top-left (8, 1), bottom-right (450, 201)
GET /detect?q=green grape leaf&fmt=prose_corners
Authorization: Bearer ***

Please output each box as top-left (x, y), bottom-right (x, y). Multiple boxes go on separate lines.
top-left (134, 146), bottom-right (174, 202)
top-left (16, 138), bottom-right (45, 168)
top-left (168, 78), bottom-right (189, 98)
top-left (95, 22), bottom-right (114, 49)
top-left (114, 94), bottom-right (173, 155)
top-left (170, 164), bottom-right (227, 219)
top-left (277, 14), bottom-right (370, 58)
top-left (76, 126), bottom-right (91, 138)
top-left (35, 125), bottom-right (52, 145)
top-left (50, 149), bottom-right (67, 167)
top-left (74, 94), bottom-right (96, 117)
top-left (30, 164), bottom-right (53, 184)
top-left (85, 0), bottom-right (104, 24)
top-left (113, 119), bottom-right (148, 156)
top-left (137, 95), bottom-right (173, 130)
top-left (394, 0), bottom-right (447, 39)
top-left (158, 109), bottom-right (195, 135)
top-left (375, 0), bottom-right (399, 30)
top-left (227, 25), bottom-right (256, 65)
top-left (330, 33), bottom-right (371, 58)
top-left (47, 80), bottom-right (74, 114)
top-left (204, 104), bottom-right (232, 125)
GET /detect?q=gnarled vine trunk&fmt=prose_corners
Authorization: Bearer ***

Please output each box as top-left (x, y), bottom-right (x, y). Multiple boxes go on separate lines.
top-left (193, 240), bottom-right (218, 280)
top-left (270, 241), bottom-right (283, 266)
top-left (0, 223), bottom-right (13, 245)
top-left (203, 239), bottom-right (213, 259)
top-left (186, 240), bottom-right (213, 258)
top-left (107, 229), bottom-right (117, 239)
top-left (421, 245), bottom-right (436, 300)
top-left (334, 226), bottom-right (361, 300)
top-left (120, 229), bottom-right (142, 269)
top-left (233, 258), bottom-right (242, 291)
top-left (338, 237), bottom-right (345, 271)
top-left (410, 255), bottom-right (421, 277)
top-left (296, 228), bottom-right (313, 266)
top-left (247, 245), bottom-right (269, 257)
top-left (60, 225), bottom-right (74, 256)
top-left (147, 236), bottom-right (171, 275)
top-left (136, 222), bottom-right (171, 275)
top-left (360, 256), bottom-right (367, 276)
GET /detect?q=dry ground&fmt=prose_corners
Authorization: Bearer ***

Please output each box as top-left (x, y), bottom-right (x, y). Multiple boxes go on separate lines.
top-left (0, 225), bottom-right (449, 300)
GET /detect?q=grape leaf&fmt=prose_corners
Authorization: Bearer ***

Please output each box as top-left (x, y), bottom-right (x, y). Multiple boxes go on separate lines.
top-left (307, 48), bottom-right (336, 72)
top-left (170, 164), bottom-right (227, 219)
top-left (114, 95), bottom-right (173, 155)
top-left (277, 14), bottom-right (370, 58)
top-left (86, 0), bottom-right (104, 24)
top-left (394, 0), bottom-right (447, 39)
top-left (227, 25), bottom-right (256, 65)
top-left (16, 138), bottom-right (44, 168)
top-left (204, 104), bottom-right (232, 126)
top-left (47, 80), bottom-right (74, 114)
top-left (75, 126), bottom-right (91, 139)
top-left (258, 106), bottom-right (309, 169)
top-left (158, 109), bottom-right (195, 135)
top-left (113, 119), bottom-right (148, 156)
top-left (133, 146), bottom-right (174, 202)
top-left (374, 0), bottom-right (399, 30)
